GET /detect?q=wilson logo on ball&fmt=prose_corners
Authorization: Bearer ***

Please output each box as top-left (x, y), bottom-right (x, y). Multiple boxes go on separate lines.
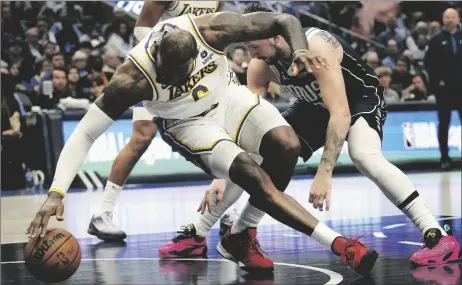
top-left (33, 233), bottom-right (66, 260)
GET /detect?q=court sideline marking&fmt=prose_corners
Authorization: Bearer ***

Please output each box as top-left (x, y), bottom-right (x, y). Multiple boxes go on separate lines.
top-left (1, 257), bottom-right (344, 285)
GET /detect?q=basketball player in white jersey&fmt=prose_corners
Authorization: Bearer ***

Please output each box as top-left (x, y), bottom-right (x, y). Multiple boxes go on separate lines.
top-left (87, 1), bottom-right (225, 241)
top-left (27, 10), bottom-right (379, 276)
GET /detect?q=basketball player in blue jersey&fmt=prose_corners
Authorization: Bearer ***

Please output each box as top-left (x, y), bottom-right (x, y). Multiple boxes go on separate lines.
top-left (167, 3), bottom-right (460, 271)
top-left (28, 8), bottom-right (381, 276)
top-left (87, 1), bottom-right (226, 241)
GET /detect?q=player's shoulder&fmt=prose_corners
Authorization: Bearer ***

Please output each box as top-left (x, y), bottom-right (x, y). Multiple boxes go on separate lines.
top-left (248, 58), bottom-right (272, 73)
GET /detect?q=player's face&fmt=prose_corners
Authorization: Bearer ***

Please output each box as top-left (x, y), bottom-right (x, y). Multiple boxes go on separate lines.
top-left (245, 39), bottom-right (279, 64)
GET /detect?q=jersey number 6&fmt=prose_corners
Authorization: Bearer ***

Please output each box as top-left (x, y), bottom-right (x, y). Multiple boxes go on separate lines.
top-left (192, 85), bottom-right (209, 102)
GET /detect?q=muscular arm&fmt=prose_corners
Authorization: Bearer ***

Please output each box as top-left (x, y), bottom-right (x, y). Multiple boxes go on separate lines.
top-left (246, 58), bottom-right (280, 96)
top-left (310, 31), bottom-right (350, 175)
top-left (50, 62), bottom-right (152, 195)
top-left (135, 1), bottom-right (170, 28)
top-left (195, 12), bottom-right (308, 52)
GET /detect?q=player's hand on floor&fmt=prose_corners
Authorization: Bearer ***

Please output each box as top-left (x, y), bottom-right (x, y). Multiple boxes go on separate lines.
top-left (197, 179), bottom-right (226, 214)
top-left (27, 191), bottom-right (65, 239)
top-left (291, 49), bottom-right (329, 75)
top-left (308, 172), bottom-right (332, 212)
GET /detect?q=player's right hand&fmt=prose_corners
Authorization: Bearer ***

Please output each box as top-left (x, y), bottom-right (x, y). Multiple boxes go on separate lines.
top-left (291, 49), bottom-right (329, 75)
top-left (27, 192), bottom-right (65, 239)
top-left (197, 179), bottom-right (227, 214)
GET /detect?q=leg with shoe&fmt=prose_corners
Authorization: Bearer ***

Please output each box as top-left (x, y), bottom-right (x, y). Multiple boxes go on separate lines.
top-left (346, 104), bottom-right (460, 266)
top-left (159, 86), bottom-right (378, 276)
top-left (88, 106), bottom-right (157, 241)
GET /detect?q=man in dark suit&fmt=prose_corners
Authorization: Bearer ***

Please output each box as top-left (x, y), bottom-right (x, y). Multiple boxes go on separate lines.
top-left (425, 8), bottom-right (462, 170)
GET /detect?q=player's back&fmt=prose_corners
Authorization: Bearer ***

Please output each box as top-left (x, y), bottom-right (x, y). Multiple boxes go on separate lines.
top-left (127, 15), bottom-right (229, 120)
top-left (271, 28), bottom-right (382, 111)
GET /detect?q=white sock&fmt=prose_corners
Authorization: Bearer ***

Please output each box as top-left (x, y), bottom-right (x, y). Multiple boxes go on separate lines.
top-left (347, 117), bottom-right (447, 236)
top-left (96, 181), bottom-right (123, 216)
top-left (311, 222), bottom-right (342, 251)
top-left (401, 196), bottom-right (447, 236)
top-left (194, 181), bottom-right (244, 237)
top-left (230, 202), bottom-right (265, 234)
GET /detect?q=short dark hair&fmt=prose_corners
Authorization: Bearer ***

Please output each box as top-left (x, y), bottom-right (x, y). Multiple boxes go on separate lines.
top-left (159, 29), bottom-right (198, 64)
top-left (397, 55), bottom-right (410, 66)
top-left (244, 3), bottom-right (272, 14)
top-left (51, 52), bottom-right (64, 60)
top-left (51, 67), bottom-right (67, 79)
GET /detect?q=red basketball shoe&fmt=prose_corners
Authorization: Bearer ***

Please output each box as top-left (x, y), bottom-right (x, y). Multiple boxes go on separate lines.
top-left (332, 236), bottom-right (379, 276)
top-left (217, 227), bottom-right (274, 272)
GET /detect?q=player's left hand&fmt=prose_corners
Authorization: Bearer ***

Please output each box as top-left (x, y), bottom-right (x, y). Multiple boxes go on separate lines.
top-left (197, 179), bottom-right (227, 214)
top-left (309, 172), bottom-right (332, 211)
top-left (291, 49), bottom-right (330, 75)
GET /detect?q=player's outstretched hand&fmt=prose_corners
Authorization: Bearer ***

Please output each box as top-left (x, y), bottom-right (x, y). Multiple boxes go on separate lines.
top-left (197, 179), bottom-right (227, 214)
top-left (308, 172), bottom-right (332, 212)
top-left (291, 49), bottom-right (329, 75)
top-left (26, 192), bottom-right (64, 239)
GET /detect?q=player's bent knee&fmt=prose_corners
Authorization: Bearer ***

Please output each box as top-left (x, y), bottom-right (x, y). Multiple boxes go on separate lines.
top-left (201, 140), bottom-right (245, 180)
top-left (260, 125), bottom-right (300, 159)
top-left (229, 152), bottom-right (275, 199)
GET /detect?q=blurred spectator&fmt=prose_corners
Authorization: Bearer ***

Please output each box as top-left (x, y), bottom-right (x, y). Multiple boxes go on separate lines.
top-left (103, 6), bottom-right (127, 39)
top-left (401, 74), bottom-right (430, 101)
top-left (68, 66), bottom-right (84, 98)
top-left (43, 42), bottom-right (58, 61)
top-left (36, 16), bottom-right (56, 46)
top-left (429, 21), bottom-right (442, 37)
top-left (424, 8), bottom-right (462, 170)
top-left (50, 51), bottom-right (65, 69)
top-left (56, 17), bottom-right (80, 57)
top-left (102, 49), bottom-right (121, 81)
top-left (105, 20), bottom-right (132, 59)
top-left (229, 46), bottom-right (249, 85)
top-left (382, 39), bottom-right (400, 69)
top-left (1, 72), bottom-right (25, 190)
top-left (72, 50), bottom-right (89, 78)
top-left (406, 31), bottom-right (428, 60)
top-left (364, 51), bottom-right (381, 70)
top-left (30, 59), bottom-right (52, 97)
top-left (39, 67), bottom-right (72, 109)
top-left (79, 16), bottom-right (105, 46)
top-left (26, 27), bottom-right (43, 62)
top-left (391, 56), bottom-right (414, 94)
top-left (375, 66), bottom-right (400, 103)
top-left (79, 41), bottom-right (93, 58)
top-left (376, 17), bottom-right (407, 51)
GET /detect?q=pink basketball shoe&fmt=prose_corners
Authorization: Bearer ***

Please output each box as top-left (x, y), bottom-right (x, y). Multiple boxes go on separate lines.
top-left (158, 224), bottom-right (207, 258)
top-left (410, 228), bottom-right (461, 266)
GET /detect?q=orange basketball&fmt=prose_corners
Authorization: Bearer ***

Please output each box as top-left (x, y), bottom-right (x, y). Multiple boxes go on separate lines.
top-left (24, 228), bottom-right (81, 283)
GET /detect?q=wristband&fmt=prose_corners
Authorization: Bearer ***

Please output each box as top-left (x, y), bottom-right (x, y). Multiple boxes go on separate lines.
top-left (49, 188), bottom-right (65, 197)
top-left (293, 49), bottom-right (311, 56)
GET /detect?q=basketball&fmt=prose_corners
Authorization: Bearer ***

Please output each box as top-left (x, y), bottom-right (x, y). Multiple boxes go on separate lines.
top-left (24, 229), bottom-right (81, 283)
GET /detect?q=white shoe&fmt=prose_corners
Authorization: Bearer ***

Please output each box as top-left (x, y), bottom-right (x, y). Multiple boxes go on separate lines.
top-left (88, 211), bottom-right (127, 241)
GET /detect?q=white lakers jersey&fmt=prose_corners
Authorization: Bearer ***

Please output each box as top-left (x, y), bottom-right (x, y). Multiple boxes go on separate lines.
top-left (127, 15), bottom-right (229, 120)
top-left (161, 1), bottom-right (220, 21)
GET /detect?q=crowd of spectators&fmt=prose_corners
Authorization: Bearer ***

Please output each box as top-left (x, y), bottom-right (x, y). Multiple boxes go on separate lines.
top-left (1, 1), bottom-right (461, 188)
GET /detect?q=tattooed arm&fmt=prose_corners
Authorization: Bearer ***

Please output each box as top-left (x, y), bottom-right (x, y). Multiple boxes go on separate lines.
top-left (310, 31), bottom-right (350, 175)
top-left (194, 11), bottom-right (308, 52)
